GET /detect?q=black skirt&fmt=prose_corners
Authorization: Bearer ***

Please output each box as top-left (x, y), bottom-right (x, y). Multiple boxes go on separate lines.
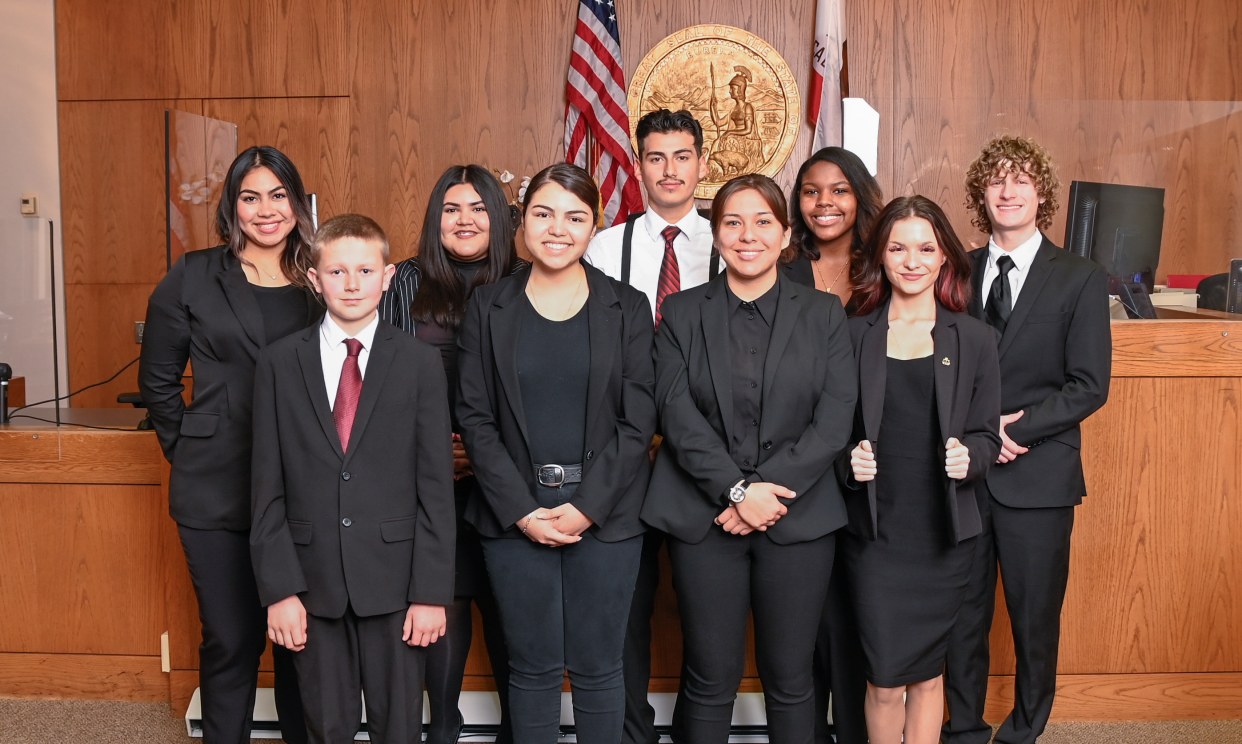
top-left (842, 355), bottom-right (975, 687)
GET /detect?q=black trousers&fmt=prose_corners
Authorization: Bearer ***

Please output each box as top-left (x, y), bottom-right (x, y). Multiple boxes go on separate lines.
top-left (295, 605), bottom-right (428, 744)
top-left (621, 530), bottom-right (684, 744)
top-left (177, 525), bottom-right (306, 744)
top-left (482, 483), bottom-right (643, 744)
top-left (942, 484), bottom-right (1075, 744)
top-left (668, 528), bottom-right (835, 744)
top-left (811, 547), bottom-right (868, 744)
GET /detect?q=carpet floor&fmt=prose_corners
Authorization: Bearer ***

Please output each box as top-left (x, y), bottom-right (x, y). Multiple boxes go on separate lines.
top-left (1, 700), bottom-right (1240, 743)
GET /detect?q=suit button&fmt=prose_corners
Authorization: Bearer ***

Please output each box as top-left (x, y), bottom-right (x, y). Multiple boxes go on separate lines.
top-left (342, 518), bottom-right (352, 527)
top-left (750, 382), bottom-right (757, 388)
top-left (762, 441), bottom-right (773, 450)
top-left (342, 472), bottom-right (351, 481)
top-left (586, 450), bottom-right (594, 460)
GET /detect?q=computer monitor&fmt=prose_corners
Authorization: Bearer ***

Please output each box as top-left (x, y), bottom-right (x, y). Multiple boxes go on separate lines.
top-left (1063, 181), bottom-right (1165, 293)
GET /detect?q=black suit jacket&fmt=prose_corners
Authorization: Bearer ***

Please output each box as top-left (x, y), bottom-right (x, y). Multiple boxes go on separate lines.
top-left (249, 321), bottom-right (456, 618)
top-left (642, 272), bottom-right (858, 545)
top-left (967, 236), bottom-right (1112, 508)
top-left (456, 263), bottom-right (657, 541)
top-left (837, 301), bottom-right (1002, 544)
top-left (139, 246), bottom-right (323, 530)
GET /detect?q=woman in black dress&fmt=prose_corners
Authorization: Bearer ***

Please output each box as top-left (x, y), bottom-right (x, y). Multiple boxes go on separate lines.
top-left (377, 165), bottom-right (522, 744)
top-left (139, 146), bottom-right (321, 744)
top-left (840, 196), bottom-right (1001, 744)
top-left (456, 163), bottom-right (656, 744)
top-left (783, 146), bottom-right (884, 744)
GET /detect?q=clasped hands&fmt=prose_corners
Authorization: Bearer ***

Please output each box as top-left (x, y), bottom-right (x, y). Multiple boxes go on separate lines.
top-left (517, 503), bottom-right (594, 546)
top-left (715, 482), bottom-right (796, 536)
top-left (851, 437), bottom-right (972, 482)
top-left (267, 595), bottom-right (446, 651)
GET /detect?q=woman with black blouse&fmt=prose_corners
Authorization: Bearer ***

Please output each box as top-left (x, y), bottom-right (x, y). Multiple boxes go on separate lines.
top-left (139, 146), bottom-right (320, 744)
top-left (840, 196), bottom-right (1002, 744)
top-left (456, 163), bottom-right (656, 744)
top-left (377, 164), bottom-right (522, 744)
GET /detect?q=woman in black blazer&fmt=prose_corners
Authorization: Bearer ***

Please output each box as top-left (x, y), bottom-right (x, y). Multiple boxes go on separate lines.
top-left (839, 196), bottom-right (1001, 744)
top-left (456, 163), bottom-right (656, 744)
top-left (642, 174), bottom-right (857, 744)
top-left (377, 164), bottom-right (522, 744)
top-left (139, 146), bottom-right (322, 744)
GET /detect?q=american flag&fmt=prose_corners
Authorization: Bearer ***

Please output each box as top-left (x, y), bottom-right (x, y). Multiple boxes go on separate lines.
top-left (564, 0), bottom-right (643, 227)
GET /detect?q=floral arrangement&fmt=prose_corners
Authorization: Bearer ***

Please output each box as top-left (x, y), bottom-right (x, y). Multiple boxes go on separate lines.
top-left (492, 169), bottom-right (532, 206)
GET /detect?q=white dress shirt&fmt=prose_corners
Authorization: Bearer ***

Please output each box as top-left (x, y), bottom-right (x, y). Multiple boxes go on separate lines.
top-left (981, 229), bottom-right (1044, 310)
top-left (584, 208), bottom-right (714, 320)
top-left (320, 312), bottom-right (379, 410)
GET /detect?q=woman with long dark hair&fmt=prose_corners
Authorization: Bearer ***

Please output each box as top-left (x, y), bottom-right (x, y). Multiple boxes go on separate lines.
top-left (456, 163), bottom-right (656, 744)
top-left (840, 196), bottom-right (1001, 744)
top-left (377, 164), bottom-right (521, 744)
top-left (782, 146), bottom-right (884, 310)
top-left (139, 146), bottom-right (321, 744)
top-left (784, 147), bottom-right (884, 744)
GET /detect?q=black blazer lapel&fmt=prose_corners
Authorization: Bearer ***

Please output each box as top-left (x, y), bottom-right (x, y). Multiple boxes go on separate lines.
top-left (342, 322), bottom-right (397, 465)
top-left (997, 237), bottom-right (1057, 359)
top-left (858, 305), bottom-right (888, 444)
top-left (217, 251), bottom-right (267, 354)
top-left (700, 276), bottom-right (734, 446)
top-left (489, 272), bottom-right (532, 451)
top-left (296, 327), bottom-right (345, 459)
top-left (584, 271), bottom-right (621, 444)
top-left (968, 247), bottom-right (988, 320)
top-left (931, 309), bottom-right (959, 445)
top-left (760, 275), bottom-right (802, 407)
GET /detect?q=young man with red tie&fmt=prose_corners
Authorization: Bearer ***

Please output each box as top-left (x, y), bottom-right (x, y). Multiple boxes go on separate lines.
top-left (942, 136), bottom-right (1111, 744)
top-left (250, 214), bottom-right (456, 744)
top-left (583, 108), bottom-right (712, 744)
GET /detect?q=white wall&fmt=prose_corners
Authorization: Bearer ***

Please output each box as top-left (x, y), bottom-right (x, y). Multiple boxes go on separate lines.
top-left (0, 0), bottom-right (67, 409)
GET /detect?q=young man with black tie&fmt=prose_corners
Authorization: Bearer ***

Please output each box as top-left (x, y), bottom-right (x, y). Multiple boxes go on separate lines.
top-left (251, 214), bottom-right (456, 744)
top-left (942, 136), bottom-right (1112, 744)
top-left (583, 108), bottom-right (712, 744)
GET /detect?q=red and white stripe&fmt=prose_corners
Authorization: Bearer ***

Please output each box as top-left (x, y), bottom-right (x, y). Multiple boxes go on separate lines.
top-left (564, 0), bottom-right (643, 227)
top-left (809, 0), bottom-right (845, 151)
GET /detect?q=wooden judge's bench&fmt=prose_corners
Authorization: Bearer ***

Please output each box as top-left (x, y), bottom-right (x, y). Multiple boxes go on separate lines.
top-left (2, 310), bottom-right (1241, 722)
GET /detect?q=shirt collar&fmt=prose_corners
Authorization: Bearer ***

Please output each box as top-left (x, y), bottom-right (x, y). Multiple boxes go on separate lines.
top-left (726, 281), bottom-right (779, 326)
top-left (321, 312), bottom-right (379, 351)
top-left (643, 206), bottom-right (709, 242)
top-left (988, 229), bottom-right (1044, 272)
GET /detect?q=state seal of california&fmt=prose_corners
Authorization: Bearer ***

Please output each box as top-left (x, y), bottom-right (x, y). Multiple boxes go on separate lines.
top-left (627, 25), bottom-right (802, 199)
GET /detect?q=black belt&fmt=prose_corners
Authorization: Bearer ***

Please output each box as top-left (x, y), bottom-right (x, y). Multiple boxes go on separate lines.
top-left (534, 463), bottom-right (583, 487)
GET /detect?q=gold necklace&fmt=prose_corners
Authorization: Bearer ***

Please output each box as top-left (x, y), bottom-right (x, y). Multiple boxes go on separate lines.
top-left (813, 256), bottom-right (848, 294)
top-left (527, 273), bottom-right (585, 320)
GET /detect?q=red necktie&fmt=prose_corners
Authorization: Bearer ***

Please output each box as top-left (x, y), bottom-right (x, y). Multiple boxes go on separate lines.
top-left (333, 338), bottom-right (363, 453)
top-left (654, 225), bottom-right (681, 329)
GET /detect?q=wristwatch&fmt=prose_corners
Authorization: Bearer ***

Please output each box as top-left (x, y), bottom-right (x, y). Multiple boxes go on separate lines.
top-left (727, 479), bottom-right (751, 505)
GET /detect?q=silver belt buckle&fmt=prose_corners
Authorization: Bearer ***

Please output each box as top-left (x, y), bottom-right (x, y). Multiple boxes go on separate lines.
top-left (537, 464), bottom-right (566, 487)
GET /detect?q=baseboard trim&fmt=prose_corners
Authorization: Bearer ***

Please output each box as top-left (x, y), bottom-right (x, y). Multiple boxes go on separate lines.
top-left (0, 652), bottom-right (167, 702)
top-left (986, 673), bottom-right (1242, 721)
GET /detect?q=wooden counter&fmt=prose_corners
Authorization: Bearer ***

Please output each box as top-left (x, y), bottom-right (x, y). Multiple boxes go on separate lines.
top-left (4, 317), bottom-right (1242, 723)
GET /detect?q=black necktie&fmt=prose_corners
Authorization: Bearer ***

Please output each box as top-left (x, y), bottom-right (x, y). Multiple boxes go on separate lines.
top-left (986, 255), bottom-right (1015, 339)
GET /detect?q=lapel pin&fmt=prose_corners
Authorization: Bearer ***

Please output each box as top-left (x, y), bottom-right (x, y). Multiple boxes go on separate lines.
top-left (942, 357), bottom-right (951, 366)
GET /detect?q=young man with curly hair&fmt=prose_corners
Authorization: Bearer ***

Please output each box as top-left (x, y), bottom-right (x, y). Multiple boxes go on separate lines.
top-left (942, 136), bottom-right (1112, 744)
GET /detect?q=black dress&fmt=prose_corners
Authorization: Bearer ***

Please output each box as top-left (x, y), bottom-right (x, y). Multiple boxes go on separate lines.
top-left (842, 355), bottom-right (975, 688)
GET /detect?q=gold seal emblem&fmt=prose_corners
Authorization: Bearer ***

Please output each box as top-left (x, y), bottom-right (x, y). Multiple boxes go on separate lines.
top-left (628, 25), bottom-right (802, 199)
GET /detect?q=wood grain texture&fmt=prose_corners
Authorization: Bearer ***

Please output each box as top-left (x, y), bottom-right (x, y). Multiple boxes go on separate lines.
top-left (1110, 320), bottom-right (1242, 377)
top-left (0, 653), bottom-right (167, 702)
top-left (64, 284), bottom-right (155, 409)
top-left (0, 484), bottom-right (166, 656)
top-left (985, 673), bottom-right (1242, 722)
top-left (0, 429), bottom-right (162, 484)
top-left (7, 378), bottom-right (26, 409)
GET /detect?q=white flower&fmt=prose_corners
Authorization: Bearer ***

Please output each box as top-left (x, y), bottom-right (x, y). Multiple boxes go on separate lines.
top-left (179, 179), bottom-right (210, 204)
top-left (518, 176), bottom-right (532, 201)
top-left (499, 170), bottom-right (515, 183)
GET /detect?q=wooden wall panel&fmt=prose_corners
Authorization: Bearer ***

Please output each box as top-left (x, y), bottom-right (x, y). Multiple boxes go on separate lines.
top-left (0, 653), bottom-right (167, 702)
top-left (0, 484), bottom-right (166, 656)
top-left (64, 284), bottom-right (155, 409)
top-left (204, 97), bottom-right (353, 224)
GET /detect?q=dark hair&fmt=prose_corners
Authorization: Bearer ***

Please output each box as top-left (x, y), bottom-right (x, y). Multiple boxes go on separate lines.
top-left (710, 174), bottom-right (790, 237)
top-left (215, 146), bottom-right (315, 289)
top-left (787, 147), bottom-right (884, 267)
top-left (635, 108), bottom-right (704, 156)
top-left (852, 195), bottom-right (973, 316)
top-left (410, 165), bottom-right (516, 331)
top-left (523, 163), bottom-right (600, 225)
top-left (311, 213), bottom-right (389, 263)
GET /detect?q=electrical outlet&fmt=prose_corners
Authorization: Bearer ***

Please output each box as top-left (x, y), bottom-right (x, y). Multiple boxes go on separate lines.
top-left (134, 321), bottom-right (145, 344)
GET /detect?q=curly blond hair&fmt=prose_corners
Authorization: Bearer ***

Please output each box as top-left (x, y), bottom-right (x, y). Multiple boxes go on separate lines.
top-left (964, 135), bottom-right (1060, 234)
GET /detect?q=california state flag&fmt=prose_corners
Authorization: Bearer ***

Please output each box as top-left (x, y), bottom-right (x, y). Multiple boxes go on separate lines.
top-left (809, 0), bottom-right (845, 151)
